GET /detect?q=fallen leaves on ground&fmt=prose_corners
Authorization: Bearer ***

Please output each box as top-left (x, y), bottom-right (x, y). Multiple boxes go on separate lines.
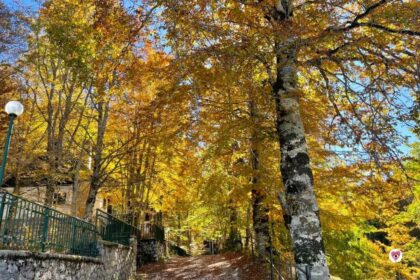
top-left (137, 253), bottom-right (270, 280)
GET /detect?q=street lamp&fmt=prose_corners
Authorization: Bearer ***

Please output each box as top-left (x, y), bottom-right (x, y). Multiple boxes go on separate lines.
top-left (0, 101), bottom-right (24, 185)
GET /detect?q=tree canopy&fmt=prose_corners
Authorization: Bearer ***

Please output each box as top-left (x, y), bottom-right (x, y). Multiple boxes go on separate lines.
top-left (0, 0), bottom-right (418, 279)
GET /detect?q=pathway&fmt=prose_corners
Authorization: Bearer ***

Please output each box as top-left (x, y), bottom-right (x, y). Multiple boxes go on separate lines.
top-left (137, 253), bottom-right (269, 280)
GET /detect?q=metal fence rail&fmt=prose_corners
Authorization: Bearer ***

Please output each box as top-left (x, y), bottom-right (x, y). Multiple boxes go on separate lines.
top-left (139, 223), bottom-right (165, 242)
top-left (96, 209), bottom-right (140, 246)
top-left (113, 211), bottom-right (165, 242)
top-left (0, 191), bottom-right (98, 257)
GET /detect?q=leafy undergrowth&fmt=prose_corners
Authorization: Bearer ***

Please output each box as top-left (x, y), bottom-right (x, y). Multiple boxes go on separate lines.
top-left (137, 253), bottom-right (270, 280)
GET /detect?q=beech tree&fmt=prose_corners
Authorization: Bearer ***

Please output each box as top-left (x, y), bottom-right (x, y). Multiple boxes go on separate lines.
top-left (21, 30), bottom-right (90, 205)
top-left (36, 0), bottom-right (158, 218)
top-left (153, 0), bottom-right (418, 278)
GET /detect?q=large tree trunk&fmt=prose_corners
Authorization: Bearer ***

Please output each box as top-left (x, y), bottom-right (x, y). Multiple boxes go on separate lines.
top-left (249, 99), bottom-right (271, 259)
top-left (71, 156), bottom-right (83, 216)
top-left (84, 149), bottom-right (102, 219)
top-left (45, 182), bottom-right (55, 206)
top-left (45, 92), bottom-right (56, 206)
top-left (84, 179), bottom-right (100, 220)
top-left (71, 135), bottom-right (88, 216)
top-left (84, 100), bottom-right (109, 220)
top-left (252, 189), bottom-right (270, 258)
top-left (269, 1), bottom-right (330, 277)
top-left (273, 80), bottom-right (330, 279)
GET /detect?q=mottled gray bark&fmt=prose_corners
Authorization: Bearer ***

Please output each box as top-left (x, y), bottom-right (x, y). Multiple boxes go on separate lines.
top-left (272, 58), bottom-right (330, 278)
top-left (275, 94), bottom-right (329, 279)
top-left (269, 1), bottom-right (330, 278)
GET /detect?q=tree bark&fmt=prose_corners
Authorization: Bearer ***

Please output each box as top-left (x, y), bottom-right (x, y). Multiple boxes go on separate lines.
top-left (84, 100), bottom-right (109, 220)
top-left (245, 205), bottom-right (251, 251)
top-left (273, 79), bottom-right (330, 279)
top-left (252, 189), bottom-right (270, 258)
top-left (268, 1), bottom-right (330, 278)
top-left (71, 168), bottom-right (80, 216)
top-left (249, 98), bottom-right (271, 259)
top-left (45, 182), bottom-right (55, 206)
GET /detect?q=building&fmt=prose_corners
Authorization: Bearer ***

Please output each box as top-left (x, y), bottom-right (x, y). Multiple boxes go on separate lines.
top-left (1, 177), bottom-right (114, 218)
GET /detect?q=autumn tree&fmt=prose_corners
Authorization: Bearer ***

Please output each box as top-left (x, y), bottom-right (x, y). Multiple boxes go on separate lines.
top-left (19, 25), bottom-right (91, 205)
top-left (152, 0), bottom-right (418, 278)
top-left (35, 0), bottom-right (159, 218)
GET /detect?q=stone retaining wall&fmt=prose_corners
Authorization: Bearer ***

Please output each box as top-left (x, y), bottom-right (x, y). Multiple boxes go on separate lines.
top-left (0, 238), bottom-right (137, 280)
top-left (137, 240), bottom-right (165, 267)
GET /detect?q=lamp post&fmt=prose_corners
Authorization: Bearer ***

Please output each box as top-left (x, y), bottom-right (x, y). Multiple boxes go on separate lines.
top-left (0, 101), bottom-right (24, 186)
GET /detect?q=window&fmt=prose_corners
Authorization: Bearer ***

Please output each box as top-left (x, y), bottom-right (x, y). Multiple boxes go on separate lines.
top-left (53, 192), bottom-right (67, 205)
top-left (107, 205), bottom-right (113, 214)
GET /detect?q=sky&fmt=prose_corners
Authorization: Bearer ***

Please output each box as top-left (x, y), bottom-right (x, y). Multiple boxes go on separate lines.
top-left (4, 0), bottom-right (41, 12)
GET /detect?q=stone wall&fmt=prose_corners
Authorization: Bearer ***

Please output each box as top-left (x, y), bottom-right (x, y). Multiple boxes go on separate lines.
top-left (137, 240), bottom-right (165, 267)
top-left (0, 238), bottom-right (137, 280)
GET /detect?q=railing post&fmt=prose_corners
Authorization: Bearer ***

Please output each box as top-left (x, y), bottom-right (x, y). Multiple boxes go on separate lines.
top-left (0, 192), bottom-right (7, 247)
top-left (306, 265), bottom-right (311, 280)
top-left (41, 208), bottom-right (50, 252)
top-left (70, 217), bottom-right (76, 254)
top-left (3, 195), bottom-right (17, 246)
top-left (0, 192), bottom-right (6, 232)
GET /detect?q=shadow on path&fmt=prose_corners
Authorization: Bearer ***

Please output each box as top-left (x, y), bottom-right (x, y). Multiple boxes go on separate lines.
top-left (137, 253), bottom-right (269, 280)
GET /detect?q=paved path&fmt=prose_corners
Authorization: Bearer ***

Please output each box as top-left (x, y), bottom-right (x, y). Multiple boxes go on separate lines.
top-left (137, 253), bottom-right (268, 280)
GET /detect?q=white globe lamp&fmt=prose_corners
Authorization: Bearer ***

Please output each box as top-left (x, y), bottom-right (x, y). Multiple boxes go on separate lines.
top-left (5, 101), bottom-right (24, 116)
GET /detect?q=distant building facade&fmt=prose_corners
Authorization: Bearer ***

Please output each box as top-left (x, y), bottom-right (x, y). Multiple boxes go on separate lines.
top-left (2, 180), bottom-right (111, 217)
top-left (4, 184), bottom-right (75, 214)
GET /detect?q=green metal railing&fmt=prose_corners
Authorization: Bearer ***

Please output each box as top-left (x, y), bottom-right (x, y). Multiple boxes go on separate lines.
top-left (139, 223), bottom-right (165, 242)
top-left (112, 211), bottom-right (165, 242)
top-left (0, 191), bottom-right (98, 257)
top-left (0, 190), bottom-right (165, 257)
top-left (96, 209), bottom-right (140, 246)
top-left (154, 224), bottom-right (165, 242)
